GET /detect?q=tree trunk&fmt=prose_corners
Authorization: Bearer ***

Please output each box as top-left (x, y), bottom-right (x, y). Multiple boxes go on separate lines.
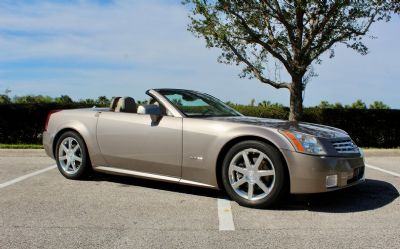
top-left (288, 76), bottom-right (303, 122)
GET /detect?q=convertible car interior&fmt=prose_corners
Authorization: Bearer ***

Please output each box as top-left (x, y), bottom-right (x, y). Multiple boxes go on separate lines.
top-left (109, 96), bottom-right (169, 116)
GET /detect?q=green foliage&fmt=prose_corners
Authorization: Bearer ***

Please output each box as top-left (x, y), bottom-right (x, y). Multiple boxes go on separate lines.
top-left (0, 95), bottom-right (11, 104)
top-left (171, 98), bottom-right (183, 106)
top-left (317, 100), bottom-right (390, 109)
top-left (55, 95), bottom-right (73, 104)
top-left (0, 102), bottom-right (398, 147)
top-left (183, 0), bottom-right (397, 121)
top-left (350, 99), bottom-right (367, 109)
top-left (13, 95), bottom-right (53, 104)
top-left (369, 101), bottom-right (390, 110)
top-left (78, 98), bottom-right (96, 106)
top-left (96, 96), bottom-right (110, 107)
top-left (0, 144), bottom-right (43, 149)
top-left (258, 100), bottom-right (284, 108)
top-left (184, 0), bottom-right (395, 79)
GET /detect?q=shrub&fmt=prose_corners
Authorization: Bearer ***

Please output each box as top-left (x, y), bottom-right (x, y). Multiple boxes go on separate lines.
top-left (0, 103), bottom-right (399, 148)
top-left (0, 103), bottom-right (92, 144)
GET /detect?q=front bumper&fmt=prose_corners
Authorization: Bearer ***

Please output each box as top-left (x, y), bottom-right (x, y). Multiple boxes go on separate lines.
top-left (282, 149), bottom-right (365, 194)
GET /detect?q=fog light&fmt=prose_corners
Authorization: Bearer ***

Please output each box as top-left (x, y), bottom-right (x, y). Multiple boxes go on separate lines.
top-left (326, 175), bottom-right (338, 188)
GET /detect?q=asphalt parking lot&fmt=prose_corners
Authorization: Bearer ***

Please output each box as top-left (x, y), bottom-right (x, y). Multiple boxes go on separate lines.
top-left (0, 150), bottom-right (399, 249)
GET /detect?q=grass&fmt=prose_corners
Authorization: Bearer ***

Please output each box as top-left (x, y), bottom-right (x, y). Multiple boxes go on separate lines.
top-left (362, 147), bottom-right (400, 150)
top-left (0, 144), bottom-right (44, 149)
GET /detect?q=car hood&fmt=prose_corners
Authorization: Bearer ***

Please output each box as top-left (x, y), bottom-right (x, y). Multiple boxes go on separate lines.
top-left (206, 116), bottom-right (349, 139)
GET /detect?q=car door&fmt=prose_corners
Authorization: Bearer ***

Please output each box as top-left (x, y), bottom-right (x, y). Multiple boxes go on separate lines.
top-left (96, 112), bottom-right (182, 178)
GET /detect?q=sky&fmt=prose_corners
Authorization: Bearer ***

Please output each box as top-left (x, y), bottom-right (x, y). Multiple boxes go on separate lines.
top-left (0, 0), bottom-right (399, 108)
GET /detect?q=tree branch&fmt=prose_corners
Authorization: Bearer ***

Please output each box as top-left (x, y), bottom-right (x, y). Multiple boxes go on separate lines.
top-left (221, 37), bottom-right (291, 89)
top-left (224, 7), bottom-right (294, 75)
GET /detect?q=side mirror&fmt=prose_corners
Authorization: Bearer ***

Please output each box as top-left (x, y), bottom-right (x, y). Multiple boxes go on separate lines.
top-left (137, 105), bottom-right (162, 124)
top-left (149, 106), bottom-right (162, 124)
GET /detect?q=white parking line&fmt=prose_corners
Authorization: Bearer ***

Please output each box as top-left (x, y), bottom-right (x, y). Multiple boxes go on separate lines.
top-left (366, 164), bottom-right (400, 177)
top-left (0, 165), bottom-right (57, 189)
top-left (217, 198), bottom-right (235, 231)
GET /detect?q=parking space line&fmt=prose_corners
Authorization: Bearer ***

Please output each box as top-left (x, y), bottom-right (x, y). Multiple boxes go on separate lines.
top-left (217, 198), bottom-right (235, 231)
top-left (0, 165), bottom-right (57, 189)
top-left (366, 164), bottom-right (400, 177)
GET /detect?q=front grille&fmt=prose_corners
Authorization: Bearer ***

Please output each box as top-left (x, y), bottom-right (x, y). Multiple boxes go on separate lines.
top-left (331, 139), bottom-right (359, 153)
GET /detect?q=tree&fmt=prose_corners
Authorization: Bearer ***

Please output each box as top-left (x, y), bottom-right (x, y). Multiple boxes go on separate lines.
top-left (0, 95), bottom-right (11, 104)
top-left (184, 0), bottom-right (396, 121)
top-left (79, 98), bottom-right (96, 106)
top-left (318, 101), bottom-right (344, 109)
top-left (258, 100), bottom-right (284, 108)
top-left (350, 99), bottom-right (367, 109)
top-left (96, 96), bottom-right (110, 107)
top-left (55, 95), bottom-right (74, 104)
top-left (14, 95), bottom-right (53, 104)
top-left (250, 98), bottom-right (256, 106)
top-left (0, 88), bottom-right (11, 104)
top-left (318, 101), bottom-right (332, 109)
top-left (369, 101), bottom-right (390, 109)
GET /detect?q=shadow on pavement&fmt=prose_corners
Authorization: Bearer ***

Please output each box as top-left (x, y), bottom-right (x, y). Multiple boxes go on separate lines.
top-left (88, 172), bottom-right (223, 199)
top-left (281, 179), bottom-right (399, 213)
top-left (88, 173), bottom-right (398, 213)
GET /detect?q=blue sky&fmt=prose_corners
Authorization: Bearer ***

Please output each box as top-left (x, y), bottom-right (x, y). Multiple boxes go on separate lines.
top-left (0, 0), bottom-right (399, 108)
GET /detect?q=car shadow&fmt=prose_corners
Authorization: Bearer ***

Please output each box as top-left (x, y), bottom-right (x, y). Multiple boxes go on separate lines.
top-left (279, 179), bottom-right (399, 213)
top-left (88, 172), bottom-right (222, 199)
top-left (88, 173), bottom-right (398, 213)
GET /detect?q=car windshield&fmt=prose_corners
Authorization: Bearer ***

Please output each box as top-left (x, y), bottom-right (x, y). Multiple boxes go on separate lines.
top-left (157, 89), bottom-right (242, 117)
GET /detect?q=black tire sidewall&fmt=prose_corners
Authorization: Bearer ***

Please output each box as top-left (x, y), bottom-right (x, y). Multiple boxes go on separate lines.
top-left (55, 131), bottom-right (90, 180)
top-left (221, 140), bottom-right (285, 208)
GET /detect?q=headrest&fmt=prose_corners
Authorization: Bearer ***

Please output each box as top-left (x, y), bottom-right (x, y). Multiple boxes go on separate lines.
top-left (115, 97), bottom-right (137, 113)
top-left (109, 97), bottom-right (121, 111)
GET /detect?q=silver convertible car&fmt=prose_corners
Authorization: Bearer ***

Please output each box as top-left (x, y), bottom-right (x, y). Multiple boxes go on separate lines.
top-left (43, 88), bottom-right (365, 208)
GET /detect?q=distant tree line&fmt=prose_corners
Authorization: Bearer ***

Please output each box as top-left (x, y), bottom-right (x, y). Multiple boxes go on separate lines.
top-left (239, 99), bottom-right (391, 110)
top-left (0, 89), bottom-right (392, 110)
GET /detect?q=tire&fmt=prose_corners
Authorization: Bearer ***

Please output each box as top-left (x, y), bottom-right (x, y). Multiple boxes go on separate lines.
top-left (55, 131), bottom-right (91, 180)
top-left (221, 140), bottom-right (286, 208)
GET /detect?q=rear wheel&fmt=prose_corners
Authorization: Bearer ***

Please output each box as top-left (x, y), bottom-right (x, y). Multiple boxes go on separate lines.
top-left (221, 140), bottom-right (286, 208)
top-left (55, 131), bottom-right (91, 179)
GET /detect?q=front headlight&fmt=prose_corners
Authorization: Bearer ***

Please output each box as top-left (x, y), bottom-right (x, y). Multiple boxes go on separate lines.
top-left (280, 130), bottom-right (326, 155)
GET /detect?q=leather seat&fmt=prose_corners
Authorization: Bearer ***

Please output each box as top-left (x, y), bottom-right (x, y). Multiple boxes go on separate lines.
top-left (109, 97), bottom-right (121, 111)
top-left (115, 97), bottom-right (137, 113)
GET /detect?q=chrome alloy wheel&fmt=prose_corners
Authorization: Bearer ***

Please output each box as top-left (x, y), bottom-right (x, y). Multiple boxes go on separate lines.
top-left (58, 137), bottom-right (83, 174)
top-left (228, 148), bottom-right (275, 201)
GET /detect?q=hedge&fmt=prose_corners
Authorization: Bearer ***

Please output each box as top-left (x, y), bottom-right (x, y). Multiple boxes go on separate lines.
top-left (0, 103), bottom-right (399, 148)
top-left (233, 105), bottom-right (400, 148)
top-left (0, 103), bottom-right (93, 144)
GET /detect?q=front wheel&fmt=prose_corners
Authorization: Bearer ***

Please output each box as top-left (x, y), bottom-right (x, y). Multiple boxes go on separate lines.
top-left (55, 131), bottom-right (91, 180)
top-left (221, 140), bottom-right (286, 208)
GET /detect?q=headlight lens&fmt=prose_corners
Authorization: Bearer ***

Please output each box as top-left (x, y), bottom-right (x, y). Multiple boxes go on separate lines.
top-left (280, 130), bottom-right (326, 155)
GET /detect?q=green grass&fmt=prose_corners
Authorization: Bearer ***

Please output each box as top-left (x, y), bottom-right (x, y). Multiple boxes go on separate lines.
top-left (0, 144), bottom-right (43, 149)
top-left (362, 147), bottom-right (400, 150)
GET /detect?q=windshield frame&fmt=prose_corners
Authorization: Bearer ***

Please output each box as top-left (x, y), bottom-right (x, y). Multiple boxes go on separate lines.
top-left (155, 89), bottom-right (243, 118)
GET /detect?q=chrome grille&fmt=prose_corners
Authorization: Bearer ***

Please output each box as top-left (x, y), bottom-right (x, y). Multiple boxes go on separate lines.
top-left (331, 139), bottom-right (359, 153)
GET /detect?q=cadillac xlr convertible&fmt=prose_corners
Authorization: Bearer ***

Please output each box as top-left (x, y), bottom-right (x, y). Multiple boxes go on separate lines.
top-left (43, 89), bottom-right (365, 208)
